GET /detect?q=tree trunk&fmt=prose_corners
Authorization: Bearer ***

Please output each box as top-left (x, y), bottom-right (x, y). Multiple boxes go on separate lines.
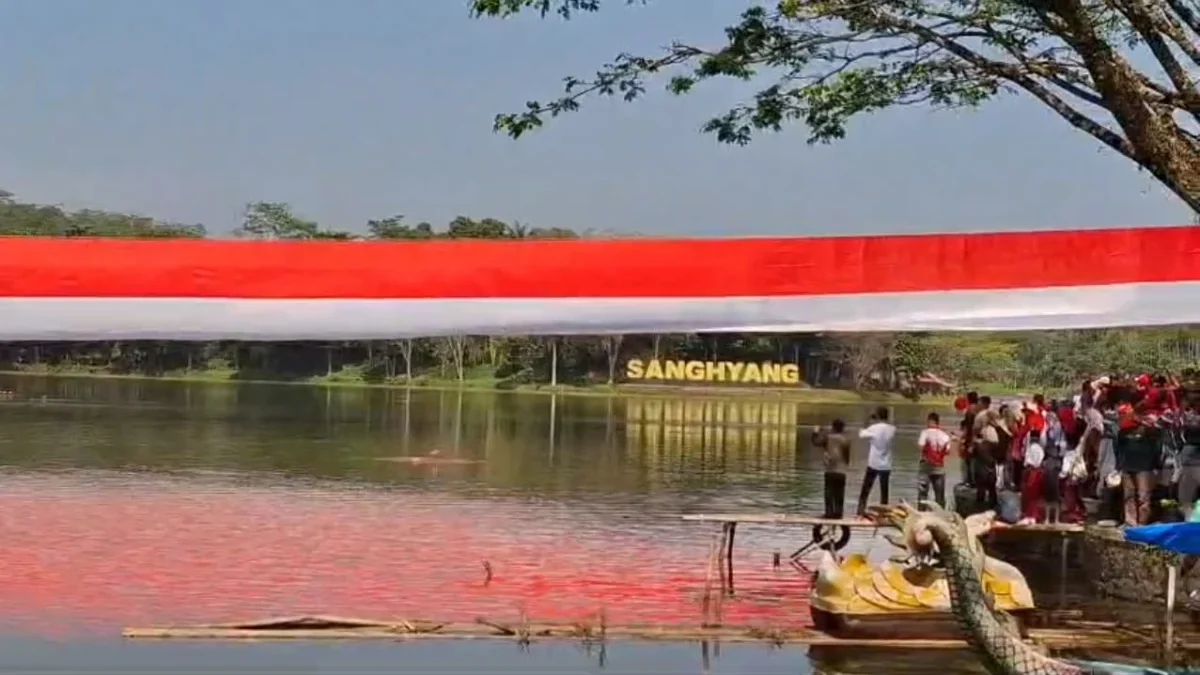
top-left (383, 343), bottom-right (396, 379)
top-left (454, 337), bottom-right (465, 381)
top-left (488, 337), bottom-right (501, 368)
top-left (400, 339), bottom-right (414, 381)
top-left (550, 339), bottom-right (558, 387)
top-left (603, 334), bottom-right (624, 385)
top-left (441, 336), bottom-right (466, 382)
top-left (1052, 0), bottom-right (1200, 211)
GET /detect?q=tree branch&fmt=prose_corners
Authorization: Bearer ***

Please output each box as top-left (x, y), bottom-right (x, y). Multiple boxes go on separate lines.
top-left (472, 0), bottom-right (1200, 211)
top-left (882, 12), bottom-right (1137, 160)
top-left (1048, 0), bottom-right (1200, 209)
top-left (1110, 0), bottom-right (1200, 124)
top-left (1146, 0), bottom-right (1200, 66)
top-left (1162, 0), bottom-right (1200, 36)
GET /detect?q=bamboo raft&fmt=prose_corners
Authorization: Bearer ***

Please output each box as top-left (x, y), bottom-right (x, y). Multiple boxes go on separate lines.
top-left (122, 613), bottom-right (1200, 653)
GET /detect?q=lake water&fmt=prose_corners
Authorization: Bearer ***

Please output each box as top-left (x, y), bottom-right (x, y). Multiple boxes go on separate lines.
top-left (0, 376), bottom-right (1103, 673)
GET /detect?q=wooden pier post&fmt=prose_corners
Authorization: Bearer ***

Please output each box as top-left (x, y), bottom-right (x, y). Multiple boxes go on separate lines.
top-left (1058, 532), bottom-right (1069, 608)
top-left (1166, 563), bottom-right (1178, 663)
top-left (724, 521), bottom-right (737, 596)
top-left (701, 534), bottom-right (720, 627)
top-left (716, 526), bottom-right (729, 601)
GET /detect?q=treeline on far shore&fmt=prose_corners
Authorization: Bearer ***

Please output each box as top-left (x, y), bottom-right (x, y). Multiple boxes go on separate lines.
top-left (2, 193), bottom-right (1200, 395)
top-left (3, 330), bottom-right (1200, 396)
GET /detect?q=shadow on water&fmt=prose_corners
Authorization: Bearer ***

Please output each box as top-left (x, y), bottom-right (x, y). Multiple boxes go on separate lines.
top-left (0, 375), bottom-right (1174, 673)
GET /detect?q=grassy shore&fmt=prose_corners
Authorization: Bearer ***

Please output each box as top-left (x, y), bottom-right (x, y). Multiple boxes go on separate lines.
top-left (0, 365), bottom-right (955, 405)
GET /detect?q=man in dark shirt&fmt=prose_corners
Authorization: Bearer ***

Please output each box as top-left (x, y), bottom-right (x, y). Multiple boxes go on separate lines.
top-left (812, 419), bottom-right (851, 519)
top-left (961, 391), bottom-right (980, 486)
top-left (1117, 410), bottom-right (1159, 526)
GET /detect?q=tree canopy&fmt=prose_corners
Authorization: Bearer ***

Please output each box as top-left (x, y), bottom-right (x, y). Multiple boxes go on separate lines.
top-left (472, 0), bottom-right (1200, 211)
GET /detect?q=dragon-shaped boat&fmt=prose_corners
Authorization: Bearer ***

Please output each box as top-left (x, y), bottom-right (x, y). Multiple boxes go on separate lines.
top-left (857, 502), bottom-right (1168, 675)
top-left (810, 509), bottom-right (1036, 639)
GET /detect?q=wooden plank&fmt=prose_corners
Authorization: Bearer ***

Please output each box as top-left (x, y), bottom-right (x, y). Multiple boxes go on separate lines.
top-left (990, 523), bottom-right (1085, 534)
top-left (680, 514), bottom-right (1085, 534)
top-left (680, 514), bottom-right (881, 527)
top-left (200, 615), bottom-right (401, 630)
top-left (123, 626), bottom-right (965, 646)
top-left (121, 622), bottom-right (1190, 651)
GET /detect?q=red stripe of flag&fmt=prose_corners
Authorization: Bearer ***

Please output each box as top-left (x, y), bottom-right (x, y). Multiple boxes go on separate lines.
top-left (0, 227), bottom-right (1196, 299)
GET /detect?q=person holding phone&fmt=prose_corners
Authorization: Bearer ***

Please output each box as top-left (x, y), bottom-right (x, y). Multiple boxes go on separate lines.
top-left (856, 406), bottom-right (896, 516)
top-left (812, 419), bottom-right (851, 519)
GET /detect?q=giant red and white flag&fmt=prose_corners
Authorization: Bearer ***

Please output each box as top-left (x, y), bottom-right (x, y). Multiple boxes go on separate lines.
top-left (1, 226), bottom-right (1197, 340)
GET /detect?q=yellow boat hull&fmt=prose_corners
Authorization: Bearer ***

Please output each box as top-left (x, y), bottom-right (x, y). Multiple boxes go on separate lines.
top-left (810, 552), bottom-right (1034, 639)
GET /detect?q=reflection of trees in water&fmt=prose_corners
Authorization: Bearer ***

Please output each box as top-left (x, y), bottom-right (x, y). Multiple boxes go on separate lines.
top-left (0, 377), bottom-right (893, 547)
top-left (0, 380), bottom-right (753, 488)
top-left (620, 398), bottom-right (838, 506)
top-left (623, 398), bottom-right (804, 482)
top-left (0, 378), bottom-right (878, 506)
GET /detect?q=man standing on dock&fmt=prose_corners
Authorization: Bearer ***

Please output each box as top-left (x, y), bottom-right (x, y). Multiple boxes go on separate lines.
top-left (960, 391), bottom-right (981, 486)
top-left (856, 406), bottom-right (896, 517)
top-left (917, 412), bottom-right (951, 508)
top-left (812, 419), bottom-right (851, 519)
top-left (972, 395), bottom-right (1005, 510)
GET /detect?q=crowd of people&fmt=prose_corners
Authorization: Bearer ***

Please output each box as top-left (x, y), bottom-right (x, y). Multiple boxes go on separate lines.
top-left (811, 374), bottom-right (1200, 527)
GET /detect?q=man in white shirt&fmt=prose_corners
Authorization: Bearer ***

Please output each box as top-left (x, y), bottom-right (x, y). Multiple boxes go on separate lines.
top-left (856, 406), bottom-right (897, 516)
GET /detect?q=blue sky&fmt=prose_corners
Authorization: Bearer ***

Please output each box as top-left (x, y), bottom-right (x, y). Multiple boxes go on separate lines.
top-left (0, 0), bottom-right (1189, 237)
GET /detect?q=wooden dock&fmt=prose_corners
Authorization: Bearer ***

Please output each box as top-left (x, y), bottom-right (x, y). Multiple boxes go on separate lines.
top-left (679, 512), bottom-right (1084, 533)
top-left (680, 514), bottom-right (885, 527)
top-left (679, 512), bottom-right (1085, 596)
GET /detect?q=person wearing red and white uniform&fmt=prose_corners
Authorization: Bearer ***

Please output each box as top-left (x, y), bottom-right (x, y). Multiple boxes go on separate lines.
top-left (917, 412), bottom-right (952, 508)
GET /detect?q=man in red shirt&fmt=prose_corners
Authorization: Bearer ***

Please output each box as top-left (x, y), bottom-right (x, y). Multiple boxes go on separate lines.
top-left (918, 412), bottom-right (951, 508)
top-left (1058, 402), bottom-right (1078, 446)
top-left (1024, 400), bottom-right (1046, 434)
top-left (1138, 374), bottom-right (1179, 413)
top-left (1135, 374), bottom-right (1156, 412)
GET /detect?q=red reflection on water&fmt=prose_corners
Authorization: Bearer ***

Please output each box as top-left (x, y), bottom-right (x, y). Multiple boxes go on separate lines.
top-left (0, 474), bottom-right (812, 635)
